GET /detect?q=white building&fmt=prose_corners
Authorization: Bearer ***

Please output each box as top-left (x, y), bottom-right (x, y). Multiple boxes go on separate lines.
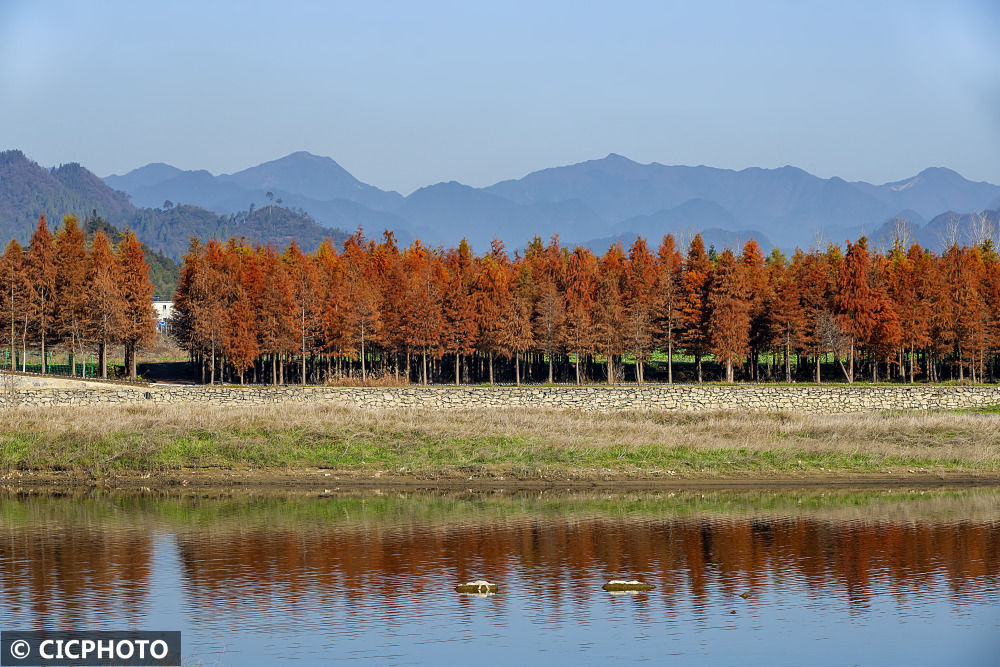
top-left (153, 301), bottom-right (174, 330)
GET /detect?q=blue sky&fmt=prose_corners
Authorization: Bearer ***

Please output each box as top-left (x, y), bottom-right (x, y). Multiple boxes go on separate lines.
top-left (1, 0), bottom-right (997, 193)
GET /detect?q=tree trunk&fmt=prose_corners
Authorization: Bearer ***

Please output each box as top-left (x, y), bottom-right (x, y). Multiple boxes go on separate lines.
top-left (667, 338), bottom-right (673, 384)
top-left (515, 351), bottom-right (521, 386)
top-left (422, 347), bottom-right (428, 385)
top-left (784, 333), bottom-right (791, 383)
top-left (100, 341), bottom-right (107, 379)
top-left (360, 328), bottom-right (367, 384)
top-left (696, 355), bottom-right (702, 383)
top-left (848, 339), bottom-right (855, 384)
top-left (489, 351), bottom-right (494, 386)
top-left (455, 351), bottom-right (461, 385)
top-left (836, 352), bottom-right (851, 384)
top-left (301, 334), bottom-right (307, 386)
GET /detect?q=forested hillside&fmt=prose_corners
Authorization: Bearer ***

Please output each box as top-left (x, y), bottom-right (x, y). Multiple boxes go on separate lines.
top-left (130, 203), bottom-right (349, 261)
top-left (0, 150), bottom-right (133, 240)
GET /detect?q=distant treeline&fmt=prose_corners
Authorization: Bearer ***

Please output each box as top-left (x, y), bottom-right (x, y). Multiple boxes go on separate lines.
top-left (169, 228), bottom-right (1000, 386)
top-left (1, 216), bottom-right (157, 379)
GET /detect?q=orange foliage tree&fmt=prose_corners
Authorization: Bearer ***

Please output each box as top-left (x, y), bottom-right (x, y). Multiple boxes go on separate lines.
top-left (708, 249), bottom-right (750, 383)
top-left (115, 231), bottom-right (157, 379)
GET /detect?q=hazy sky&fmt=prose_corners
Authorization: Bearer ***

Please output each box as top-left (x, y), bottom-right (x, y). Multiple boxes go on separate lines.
top-left (2, 0), bottom-right (998, 194)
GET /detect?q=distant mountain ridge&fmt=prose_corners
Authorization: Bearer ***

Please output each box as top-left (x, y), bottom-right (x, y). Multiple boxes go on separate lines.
top-left (0, 150), bottom-right (348, 261)
top-left (103, 151), bottom-right (1000, 253)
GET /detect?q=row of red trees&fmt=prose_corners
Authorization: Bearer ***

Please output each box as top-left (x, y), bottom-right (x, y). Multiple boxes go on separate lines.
top-left (0, 216), bottom-right (157, 379)
top-left (171, 228), bottom-right (1000, 385)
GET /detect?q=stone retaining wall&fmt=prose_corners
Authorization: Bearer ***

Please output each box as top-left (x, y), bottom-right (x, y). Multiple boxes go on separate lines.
top-left (5, 383), bottom-right (1000, 414)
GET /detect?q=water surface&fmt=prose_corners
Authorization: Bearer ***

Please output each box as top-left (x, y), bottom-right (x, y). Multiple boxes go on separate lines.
top-left (1, 487), bottom-right (998, 665)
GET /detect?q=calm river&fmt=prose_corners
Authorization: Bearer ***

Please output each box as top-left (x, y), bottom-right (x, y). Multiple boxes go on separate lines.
top-left (1, 486), bottom-right (998, 665)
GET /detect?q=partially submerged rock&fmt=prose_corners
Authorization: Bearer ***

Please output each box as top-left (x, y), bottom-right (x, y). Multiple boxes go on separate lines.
top-left (455, 580), bottom-right (498, 594)
top-left (602, 579), bottom-right (655, 592)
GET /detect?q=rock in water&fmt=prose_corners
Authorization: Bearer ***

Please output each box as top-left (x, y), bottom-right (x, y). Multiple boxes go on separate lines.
top-left (455, 580), bottom-right (498, 594)
top-left (602, 580), bottom-right (655, 592)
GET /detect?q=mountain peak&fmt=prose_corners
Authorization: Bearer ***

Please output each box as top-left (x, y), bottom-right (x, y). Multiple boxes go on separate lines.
top-left (277, 150), bottom-right (336, 164)
top-left (916, 166), bottom-right (961, 178)
top-left (595, 153), bottom-right (642, 167)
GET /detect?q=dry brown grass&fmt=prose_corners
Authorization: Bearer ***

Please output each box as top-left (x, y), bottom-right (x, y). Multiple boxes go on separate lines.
top-left (2, 402), bottom-right (999, 478)
top-left (322, 369), bottom-right (410, 387)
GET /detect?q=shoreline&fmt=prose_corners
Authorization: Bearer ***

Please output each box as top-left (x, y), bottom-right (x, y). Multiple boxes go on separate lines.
top-left (5, 466), bottom-right (1000, 490)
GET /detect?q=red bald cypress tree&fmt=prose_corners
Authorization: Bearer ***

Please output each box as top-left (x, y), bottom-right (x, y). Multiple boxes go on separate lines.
top-left (473, 240), bottom-right (512, 385)
top-left (401, 240), bottom-right (445, 384)
top-left (886, 243), bottom-right (929, 381)
top-left (225, 283), bottom-right (259, 385)
top-left (624, 237), bottom-right (657, 384)
top-left (937, 244), bottom-right (985, 381)
top-left (740, 239), bottom-right (770, 380)
top-left (834, 240), bottom-right (876, 383)
top-left (284, 241), bottom-right (322, 384)
top-left (340, 231), bottom-right (382, 383)
top-left (373, 231), bottom-right (406, 379)
top-left (592, 244), bottom-right (627, 384)
top-left (680, 235), bottom-right (713, 382)
top-left (116, 230), bottom-right (157, 380)
top-left (442, 240), bottom-right (479, 384)
top-left (654, 235), bottom-right (683, 383)
top-left (257, 245), bottom-right (298, 385)
top-left (708, 249), bottom-right (750, 382)
top-left (27, 215), bottom-right (57, 373)
top-left (1, 240), bottom-right (30, 371)
top-left (54, 216), bottom-right (89, 376)
top-left (532, 236), bottom-right (566, 384)
top-left (768, 250), bottom-right (804, 382)
top-left (561, 246), bottom-right (597, 384)
top-left (85, 231), bottom-right (121, 378)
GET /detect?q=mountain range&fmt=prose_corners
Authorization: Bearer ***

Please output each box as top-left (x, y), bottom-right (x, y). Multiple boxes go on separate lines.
top-left (3, 148), bottom-right (999, 267)
top-left (104, 151), bottom-right (1000, 253)
top-left (0, 150), bottom-right (348, 261)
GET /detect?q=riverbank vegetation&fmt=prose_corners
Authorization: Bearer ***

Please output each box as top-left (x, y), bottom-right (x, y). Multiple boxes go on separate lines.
top-left (2, 403), bottom-right (998, 480)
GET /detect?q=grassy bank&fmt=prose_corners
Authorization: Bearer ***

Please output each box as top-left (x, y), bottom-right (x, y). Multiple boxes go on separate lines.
top-left (1, 403), bottom-right (999, 483)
